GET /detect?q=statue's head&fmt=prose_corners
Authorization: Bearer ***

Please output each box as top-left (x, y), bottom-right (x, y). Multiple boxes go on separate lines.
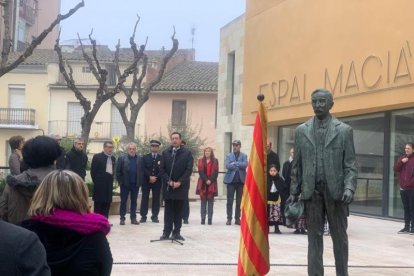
top-left (311, 89), bottom-right (334, 120)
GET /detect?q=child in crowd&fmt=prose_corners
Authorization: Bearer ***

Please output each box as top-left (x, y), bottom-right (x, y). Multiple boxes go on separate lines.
top-left (267, 164), bottom-right (286, 234)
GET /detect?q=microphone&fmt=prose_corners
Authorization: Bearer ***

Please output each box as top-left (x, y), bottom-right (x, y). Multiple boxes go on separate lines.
top-left (172, 147), bottom-right (177, 157)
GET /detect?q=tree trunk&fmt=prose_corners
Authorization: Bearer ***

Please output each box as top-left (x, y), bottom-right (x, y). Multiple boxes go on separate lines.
top-left (126, 124), bottom-right (135, 142)
top-left (81, 116), bottom-right (93, 148)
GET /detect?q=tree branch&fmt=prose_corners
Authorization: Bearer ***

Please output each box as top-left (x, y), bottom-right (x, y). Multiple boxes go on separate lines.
top-left (142, 27), bottom-right (179, 98)
top-left (0, 0), bottom-right (84, 77)
top-left (55, 33), bottom-right (91, 112)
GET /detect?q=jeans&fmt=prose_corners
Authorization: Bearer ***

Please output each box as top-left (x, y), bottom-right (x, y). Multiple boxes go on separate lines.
top-left (120, 183), bottom-right (139, 220)
top-left (226, 182), bottom-right (243, 220)
top-left (400, 189), bottom-right (414, 229)
top-left (201, 199), bottom-right (214, 220)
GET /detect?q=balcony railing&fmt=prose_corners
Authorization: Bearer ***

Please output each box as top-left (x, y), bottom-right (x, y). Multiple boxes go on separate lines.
top-left (48, 120), bottom-right (128, 139)
top-left (0, 108), bottom-right (36, 129)
top-left (19, 2), bottom-right (35, 25)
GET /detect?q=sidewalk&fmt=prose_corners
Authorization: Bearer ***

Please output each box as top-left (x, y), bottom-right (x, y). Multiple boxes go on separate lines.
top-left (107, 200), bottom-right (414, 275)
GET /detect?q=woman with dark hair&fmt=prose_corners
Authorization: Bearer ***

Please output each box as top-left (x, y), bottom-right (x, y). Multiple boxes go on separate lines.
top-left (196, 147), bottom-right (219, 225)
top-left (8, 135), bottom-right (25, 175)
top-left (22, 170), bottom-right (112, 275)
top-left (267, 164), bottom-right (286, 234)
top-left (394, 142), bottom-right (414, 234)
top-left (0, 135), bottom-right (61, 224)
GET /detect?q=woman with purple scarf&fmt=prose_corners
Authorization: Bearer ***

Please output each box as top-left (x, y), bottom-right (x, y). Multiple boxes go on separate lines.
top-left (22, 170), bottom-right (112, 275)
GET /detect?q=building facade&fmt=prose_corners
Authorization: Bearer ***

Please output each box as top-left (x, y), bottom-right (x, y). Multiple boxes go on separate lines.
top-left (0, 48), bottom-right (217, 167)
top-left (240, 0), bottom-right (414, 219)
top-left (0, 0), bottom-right (60, 51)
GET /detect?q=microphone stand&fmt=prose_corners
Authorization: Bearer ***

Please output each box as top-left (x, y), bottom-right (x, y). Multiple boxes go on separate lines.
top-left (150, 147), bottom-right (183, 245)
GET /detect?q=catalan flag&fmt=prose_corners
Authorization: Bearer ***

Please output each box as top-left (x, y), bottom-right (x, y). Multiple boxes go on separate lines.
top-left (238, 95), bottom-right (269, 276)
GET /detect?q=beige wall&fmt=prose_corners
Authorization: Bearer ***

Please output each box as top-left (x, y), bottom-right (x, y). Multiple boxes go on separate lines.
top-left (244, 0), bottom-right (414, 125)
top-left (0, 65), bottom-right (51, 165)
top-left (144, 91), bottom-right (217, 159)
top-left (26, 0), bottom-right (60, 49)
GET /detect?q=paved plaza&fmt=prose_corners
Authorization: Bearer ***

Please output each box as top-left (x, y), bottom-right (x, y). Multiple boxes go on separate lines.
top-left (107, 200), bottom-right (414, 275)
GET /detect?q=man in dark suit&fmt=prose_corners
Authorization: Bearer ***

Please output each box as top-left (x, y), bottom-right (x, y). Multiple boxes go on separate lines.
top-left (140, 140), bottom-right (162, 223)
top-left (116, 142), bottom-right (144, 225)
top-left (159, 132), bottom-right (193, 241)
top-left (91, 141), bottom-right (116, 218)
top-left (289, 89), bottom-right (357, 276)
top-left (267, 141), bottom-right (280, 171)
top-left (65, 138), bottom-right (88, 180)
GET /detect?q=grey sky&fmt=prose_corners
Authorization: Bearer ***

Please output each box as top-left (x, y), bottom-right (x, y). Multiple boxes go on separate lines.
top-left (60, 0), bottom-right (245, 62)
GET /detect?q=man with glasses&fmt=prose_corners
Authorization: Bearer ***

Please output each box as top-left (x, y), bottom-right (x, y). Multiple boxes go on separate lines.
top-left (65, 137), bottom-right (88, 180)
top-left (91, 141), bottom-right (116, 218)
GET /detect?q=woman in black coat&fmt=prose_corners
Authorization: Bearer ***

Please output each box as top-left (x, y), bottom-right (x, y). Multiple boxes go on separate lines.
top-left (22, 170), bottom-right (112, 276)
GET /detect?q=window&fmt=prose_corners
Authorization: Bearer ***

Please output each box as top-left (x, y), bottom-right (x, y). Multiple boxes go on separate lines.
top-left (110, 104), bottom-right (126, 137)
top-left (8, 86), bottom-right (25, 123)
top-left (226, 51), bottom-right (235, 115)
top-left (67, 102), bottom-right (83, 136)
top-left (343, 114), bottom-right (385, 216)
top-left (106, 64), bottom-right (116, 85)
top-left (82, 66), bottom-right (91, 73)
top-left (389, 109), bottom-right (414, 218)
top-left (172, 100), bottom-right (186, 126)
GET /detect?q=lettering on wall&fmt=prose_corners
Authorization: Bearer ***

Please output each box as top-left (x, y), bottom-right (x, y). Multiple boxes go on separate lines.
top-left (260, 41), bottom-right (414, 108)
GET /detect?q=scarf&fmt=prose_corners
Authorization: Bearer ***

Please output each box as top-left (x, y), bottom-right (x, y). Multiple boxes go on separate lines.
top-left (32, 209), bottom-right (111, 235)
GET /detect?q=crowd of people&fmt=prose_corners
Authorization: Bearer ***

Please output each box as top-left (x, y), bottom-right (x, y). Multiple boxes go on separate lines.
top-left (1, 119), bottom-right (413, 274)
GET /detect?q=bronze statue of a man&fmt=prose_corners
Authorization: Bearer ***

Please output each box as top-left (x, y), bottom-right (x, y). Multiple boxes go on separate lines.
top-left (289, 89), bottom-right (357, 276)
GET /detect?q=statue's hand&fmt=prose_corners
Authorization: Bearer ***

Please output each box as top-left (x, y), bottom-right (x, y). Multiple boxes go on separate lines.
top-left (342, 189), bottom-right (354, 204)
top-left (286, 195), bottom-right (298, 204)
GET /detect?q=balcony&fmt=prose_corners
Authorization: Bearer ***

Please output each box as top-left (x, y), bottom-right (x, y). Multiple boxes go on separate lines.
top-left (48, 120), bottom-right (128, 140)
top-left (0, 108), bottom-right (37, 129)
top-left (19, 3), bottom-right (35, 25)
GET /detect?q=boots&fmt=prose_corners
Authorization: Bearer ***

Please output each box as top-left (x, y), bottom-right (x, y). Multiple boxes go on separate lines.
top-left (274, 225), bottom-right (282, 234)
top-left (201, 218), bottom-right (205, 225)
top-left (208, 218), bottom-right (212, 225)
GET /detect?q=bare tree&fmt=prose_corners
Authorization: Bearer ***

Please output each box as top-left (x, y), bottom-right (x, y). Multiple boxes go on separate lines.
top-left (0, 0), bottom-right (84, 77)
top-left (111, 21), bottom-right (179, 142)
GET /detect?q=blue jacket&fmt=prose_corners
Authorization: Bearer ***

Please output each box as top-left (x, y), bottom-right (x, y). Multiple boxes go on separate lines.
top-left (223, 151), bottom-right (248, 184)
top-left (116, 154), bottom-right (144, 188)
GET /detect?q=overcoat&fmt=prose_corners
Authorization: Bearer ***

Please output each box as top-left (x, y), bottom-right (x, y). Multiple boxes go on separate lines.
top-left (160, 146), bottom-right (193, 200)
top-left (290, 116), bottom-right (357, 201)
top-left (91, 152), bottom-right (116, 203)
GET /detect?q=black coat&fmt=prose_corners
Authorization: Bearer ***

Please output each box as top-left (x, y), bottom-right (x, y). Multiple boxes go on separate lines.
top-left (65, 147), bottom-right (88, 179)
top-left (282, 160), bottom-right (292, 192)
top-left (22, 220), bottom-right (112, 276)
top-left (143, 152), bottom-right (162, 187)
top-left (116, 154), bottom-right (144, 188)
top-left (160, 146), bottom-right (193, 200)
top-left (267, 150), bottom-right (280, 171)
top-left (91, 152), bottom-right (115, 203)
top-left (267, 174), bottom-right (287, 202)
top-left (0, 220), bottom-right (50, 275)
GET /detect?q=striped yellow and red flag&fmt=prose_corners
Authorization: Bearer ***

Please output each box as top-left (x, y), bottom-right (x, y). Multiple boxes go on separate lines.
top-left (238, 95), bottom-right (269, 276)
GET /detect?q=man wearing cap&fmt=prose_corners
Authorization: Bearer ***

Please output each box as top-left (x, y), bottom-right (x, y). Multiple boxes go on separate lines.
top-left (65, 137), bottom-right (88, 180)
top-left (140, 140), bottom-right (162, 223)
top-left (223, 140), bottom-right (248, 225)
